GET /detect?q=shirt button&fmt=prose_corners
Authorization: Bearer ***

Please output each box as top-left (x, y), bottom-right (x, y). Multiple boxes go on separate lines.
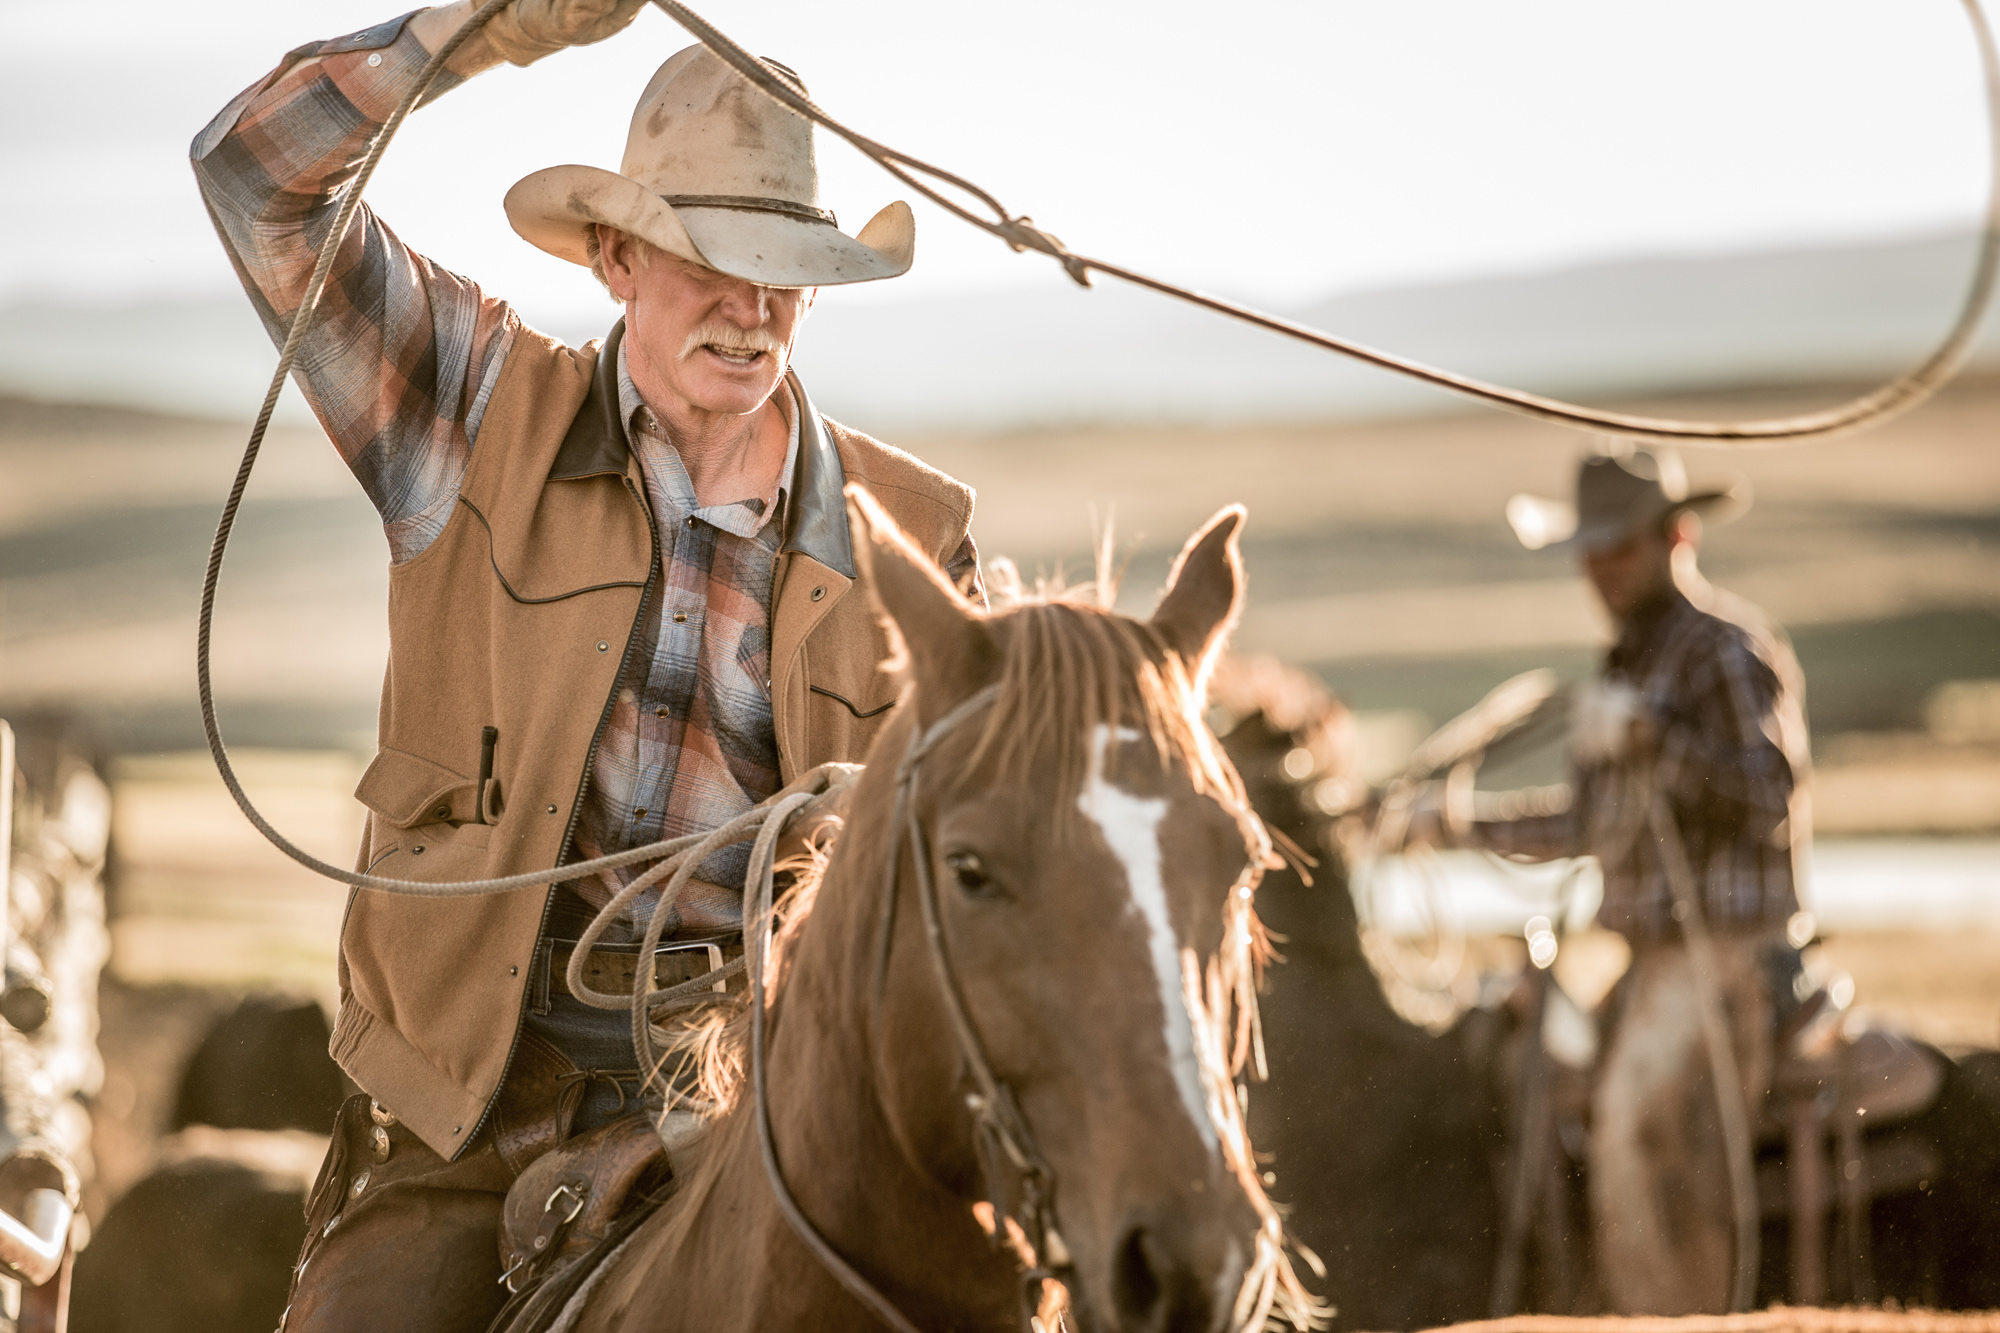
top-left (684, 516), bottom-right (696, 528)
top-left (366, 52), bottom-right (383, 67)
top-left (673, 612), bottom-right (687, 623)
top-left (634, 808), bottom-right (648, 819)
top-left (655, 707), bottom-right (668, 718)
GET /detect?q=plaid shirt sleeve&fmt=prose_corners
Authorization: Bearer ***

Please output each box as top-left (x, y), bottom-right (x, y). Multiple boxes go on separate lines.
top-left (190, 16), bottom-right (521, 563)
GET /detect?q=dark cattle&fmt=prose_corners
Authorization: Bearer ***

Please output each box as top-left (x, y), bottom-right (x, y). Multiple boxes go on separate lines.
top-left (171, 993), bottom-right (344, 1135)
top-left (69, 1131), bottom-right (314, 1333)
top-left (70, 995), bottom-right (342, 1332)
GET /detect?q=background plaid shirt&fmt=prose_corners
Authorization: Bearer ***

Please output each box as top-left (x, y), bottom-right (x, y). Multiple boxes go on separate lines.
top-left (193, 18), bottom-right (976, 938)
top-left (1476, 588), bottom-right (1808, 942)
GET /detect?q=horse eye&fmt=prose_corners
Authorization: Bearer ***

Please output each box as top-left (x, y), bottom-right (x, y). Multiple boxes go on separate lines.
top-left (944, 851), bottom-right (992, 895)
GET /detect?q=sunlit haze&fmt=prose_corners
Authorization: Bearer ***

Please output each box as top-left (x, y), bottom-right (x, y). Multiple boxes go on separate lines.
top-left (2, 0), bottom-right (1990, 324)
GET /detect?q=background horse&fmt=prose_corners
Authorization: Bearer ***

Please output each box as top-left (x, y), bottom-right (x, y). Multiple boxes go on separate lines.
top-left (1211, 661), bottom-right (1499, 1331)
top-left (567, 494), bottom-right (1318, 1332)
top-left (1216, 658), bottom-right (2000, 1321)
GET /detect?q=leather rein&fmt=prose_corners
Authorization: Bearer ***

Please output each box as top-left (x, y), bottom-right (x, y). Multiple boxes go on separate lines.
top-left (742, 684), bottom-right (1073, 1333)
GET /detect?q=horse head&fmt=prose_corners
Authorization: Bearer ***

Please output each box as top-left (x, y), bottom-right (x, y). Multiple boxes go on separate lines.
top-left (836, 487), bottom-right (1316, 1332)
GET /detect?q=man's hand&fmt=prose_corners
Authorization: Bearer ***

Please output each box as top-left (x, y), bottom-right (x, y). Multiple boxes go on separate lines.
top-left (412, 0), bottom-right (649, 74)
top-left (484, 0), bottom-right (650, 67)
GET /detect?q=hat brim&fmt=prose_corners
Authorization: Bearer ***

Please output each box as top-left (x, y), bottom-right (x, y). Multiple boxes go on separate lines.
top-left (1508, 482), bottom-right (1750, 554)
top-left (503, 165), bottom-right (913, 288)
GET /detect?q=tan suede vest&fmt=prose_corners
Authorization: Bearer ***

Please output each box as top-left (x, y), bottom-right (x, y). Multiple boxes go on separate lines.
top-left (329, 323), bottom-right (973, 1157)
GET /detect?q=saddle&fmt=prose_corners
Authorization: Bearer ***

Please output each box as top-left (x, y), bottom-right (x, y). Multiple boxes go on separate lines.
top-left (1762, 999), bottom-right (1946, 1305)
top-left (1767, 1021), bottom-right (1944, 1137)
top-left (499, 1113), bottom-right (672, 1294)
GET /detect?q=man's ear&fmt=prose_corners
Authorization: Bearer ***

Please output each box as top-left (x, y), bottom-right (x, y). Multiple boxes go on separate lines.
top-left (847, 483), bottom-right (997, 724)
top-left (1150, 505), bottom-right (1246, 687)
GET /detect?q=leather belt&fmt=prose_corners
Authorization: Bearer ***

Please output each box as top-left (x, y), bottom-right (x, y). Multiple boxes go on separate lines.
top-left (530, 937), bottom-right (743, 1013)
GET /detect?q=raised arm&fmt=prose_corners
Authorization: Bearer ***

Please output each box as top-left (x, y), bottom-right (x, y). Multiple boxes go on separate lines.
top-left (190, 1), bottom-right (639, 561)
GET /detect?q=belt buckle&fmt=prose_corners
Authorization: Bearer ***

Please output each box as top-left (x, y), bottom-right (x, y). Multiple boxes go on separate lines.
top-left (654, 941), bottom-right (728, 994)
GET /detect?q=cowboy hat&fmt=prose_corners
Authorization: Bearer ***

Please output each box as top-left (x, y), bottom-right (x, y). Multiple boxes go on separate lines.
top-left (1505, 445), bottom-right (1749, 553)
top-left (503, 46), bottom-right (914, 289)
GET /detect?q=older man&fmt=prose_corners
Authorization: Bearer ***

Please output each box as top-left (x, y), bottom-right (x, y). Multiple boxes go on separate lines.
top-left (1471, 448), bottom-right (1810, 1313)
top-left (193, 2), bottom-right (978, 1325)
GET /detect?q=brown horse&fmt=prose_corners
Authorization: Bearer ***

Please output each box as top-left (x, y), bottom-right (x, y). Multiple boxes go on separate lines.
top-left (564, 492), bottom-right (1319, 1333)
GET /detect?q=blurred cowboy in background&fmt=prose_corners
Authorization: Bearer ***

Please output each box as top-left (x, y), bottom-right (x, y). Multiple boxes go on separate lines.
top-left (1448, 448), bottom-right (1811, 1313)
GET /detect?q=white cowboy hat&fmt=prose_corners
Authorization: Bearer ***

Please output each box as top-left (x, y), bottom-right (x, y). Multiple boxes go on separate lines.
top-left (503, 46), bottom-right (914, 289)
top-left (1505, 445), bottom-right (1750, 553)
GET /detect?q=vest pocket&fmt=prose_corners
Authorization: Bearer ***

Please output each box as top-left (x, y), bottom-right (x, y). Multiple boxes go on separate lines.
top-left (356, 748), bottom-right (506, 884)
top-left (356, 746), bottom-right (482, 828)
top-left (367, 819), bottom-right (494, 885)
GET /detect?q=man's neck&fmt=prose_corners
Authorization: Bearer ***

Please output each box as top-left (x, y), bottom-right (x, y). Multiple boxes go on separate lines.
top-left (627, 342), bottom-right (791, 509)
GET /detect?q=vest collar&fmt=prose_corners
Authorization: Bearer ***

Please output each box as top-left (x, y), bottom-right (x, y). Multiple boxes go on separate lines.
top-left (549, 318), bottom-right (854, 579)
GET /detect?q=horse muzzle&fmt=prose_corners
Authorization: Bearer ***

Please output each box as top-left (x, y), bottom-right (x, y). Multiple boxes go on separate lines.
top-left (1072, 1199), bottom-right (1251, 1333)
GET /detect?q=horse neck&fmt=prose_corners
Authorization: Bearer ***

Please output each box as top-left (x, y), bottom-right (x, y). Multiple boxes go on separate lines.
top-left (595, 724), bottom-right (1020, 1330)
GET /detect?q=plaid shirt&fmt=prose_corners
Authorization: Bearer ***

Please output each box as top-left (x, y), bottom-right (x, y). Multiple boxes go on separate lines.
top-left (1476, 588), bottom-right (1807, 942)
top-left (193, 17), bottom-right (976, 939)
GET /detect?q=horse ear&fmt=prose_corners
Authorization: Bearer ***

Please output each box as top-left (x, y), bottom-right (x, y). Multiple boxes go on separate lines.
top-left (846, 483), bottom-right (997, 720)
top-left (1150, 504), bottom-right (1246, 681)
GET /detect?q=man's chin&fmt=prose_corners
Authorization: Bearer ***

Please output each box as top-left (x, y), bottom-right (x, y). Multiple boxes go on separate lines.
top-left (676, 370), bottom-right (786, 418)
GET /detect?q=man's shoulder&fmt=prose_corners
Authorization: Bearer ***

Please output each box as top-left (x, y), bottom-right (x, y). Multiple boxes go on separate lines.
top-left (1676, 588), bottom-right (1796, 688)
top-left (822, 417), bottom-right (974, 536)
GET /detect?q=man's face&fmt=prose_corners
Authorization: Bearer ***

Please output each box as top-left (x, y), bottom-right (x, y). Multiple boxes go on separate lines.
top-left (1581, 525), bottom-right (1676, 621)
top-left (600, 227), bottom-right (814, 417)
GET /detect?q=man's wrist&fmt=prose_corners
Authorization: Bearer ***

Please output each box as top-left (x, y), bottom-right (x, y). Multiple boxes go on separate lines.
top-left (410, 2), bottom-right (507, 77)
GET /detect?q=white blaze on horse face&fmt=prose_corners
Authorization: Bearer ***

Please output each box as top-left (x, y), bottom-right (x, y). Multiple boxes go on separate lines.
top-left (1078, 725), bottom-right (1219, 1153)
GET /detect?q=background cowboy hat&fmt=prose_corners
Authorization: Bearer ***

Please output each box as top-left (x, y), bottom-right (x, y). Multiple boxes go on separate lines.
top-left (504, 45), bottom-right (914, 288)
top-left (1506, 444), bottom-right (1750, 553)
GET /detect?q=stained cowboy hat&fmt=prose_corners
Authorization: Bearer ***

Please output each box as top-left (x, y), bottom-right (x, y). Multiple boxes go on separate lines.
top-left (503, 46), bottom-right (914, 289)
top-left (1505, 446), bottom-right (1750, 553)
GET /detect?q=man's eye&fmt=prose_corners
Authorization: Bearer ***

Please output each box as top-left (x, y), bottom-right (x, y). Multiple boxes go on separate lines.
top-left (944, 851), bottom-right (992, 895)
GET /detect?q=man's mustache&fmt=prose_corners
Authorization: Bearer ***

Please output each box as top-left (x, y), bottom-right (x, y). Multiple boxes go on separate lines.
top-left (680, 324), bottom-right (784, 362)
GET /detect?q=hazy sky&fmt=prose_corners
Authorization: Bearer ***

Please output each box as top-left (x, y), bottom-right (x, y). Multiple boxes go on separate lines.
top-left (2, 0), bottom-right (1991, 327)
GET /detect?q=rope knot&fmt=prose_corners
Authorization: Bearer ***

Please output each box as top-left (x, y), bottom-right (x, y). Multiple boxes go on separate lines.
top-left (995, 216), bottom-right (1092, 288)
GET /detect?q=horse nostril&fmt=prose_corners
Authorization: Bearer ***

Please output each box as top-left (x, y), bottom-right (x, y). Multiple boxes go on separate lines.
top-left (1112, 1226), bottom-right (1167, 1330)
top-left (1112, 1219), bottom-right (1232, 1333)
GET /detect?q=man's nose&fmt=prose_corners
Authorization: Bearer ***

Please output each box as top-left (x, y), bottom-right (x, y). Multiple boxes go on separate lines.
top-left (716, 280), bottom-right (774, 326)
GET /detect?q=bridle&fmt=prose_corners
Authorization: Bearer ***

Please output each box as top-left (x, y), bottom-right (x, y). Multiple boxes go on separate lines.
top-left (743, 683), bottom-right (1073, 1333)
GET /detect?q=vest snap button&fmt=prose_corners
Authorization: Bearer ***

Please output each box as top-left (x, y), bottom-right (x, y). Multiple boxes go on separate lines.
top-left (596, 641), bottom-right (610, 653)
top-left (411, 845), bottom-right (425, 854)
top-left (811, 586), bottom-right (826, 601)
top-left (546, 804), bottom-right (559, 815)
